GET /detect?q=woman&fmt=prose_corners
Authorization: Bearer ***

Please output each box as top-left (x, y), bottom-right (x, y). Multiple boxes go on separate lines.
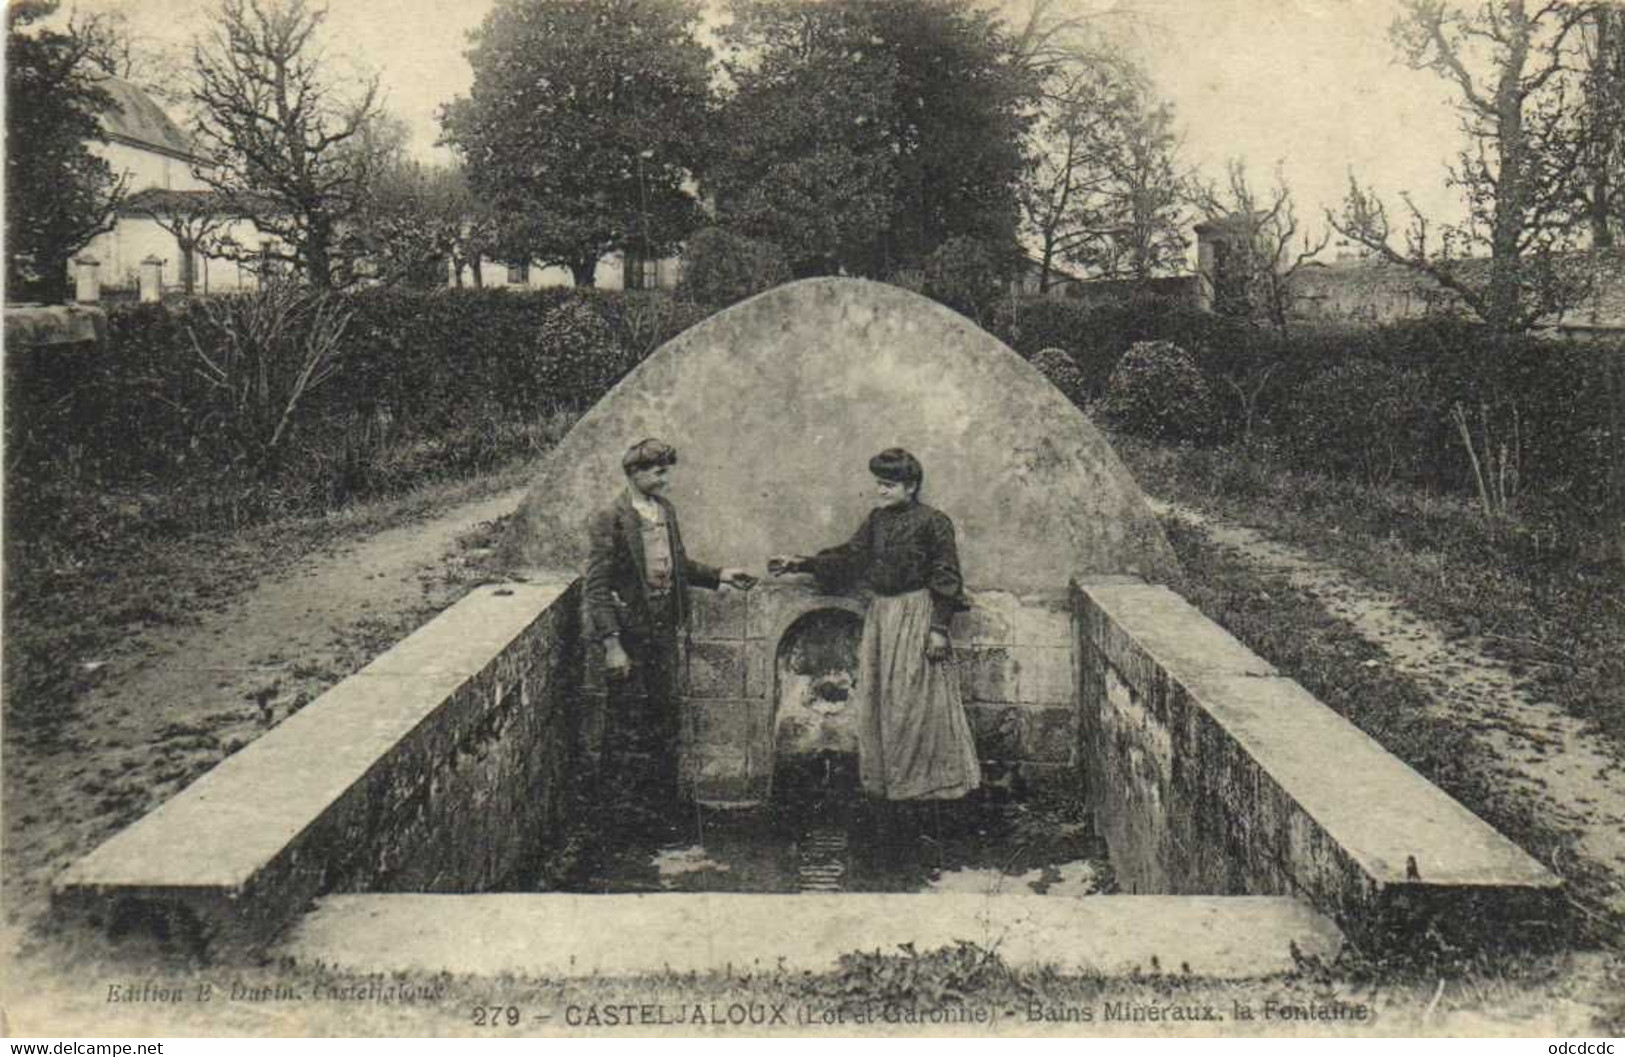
top-left (769, 448), bottom-right (981, 802)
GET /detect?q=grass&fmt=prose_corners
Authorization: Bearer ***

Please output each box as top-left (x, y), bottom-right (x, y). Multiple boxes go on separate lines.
top-left (1150, 514), bottom-right (1622, 947)
top-left (7, 420), bottom-right (1625, 1035)
top-left (2, 412), bottom-right (576, 749)
top-left (1116, 436), bottom-right (1625, 750)
top-left (9, 925), bottom-right (1619, 1037)
top-left (1112, 433), bottom-right (1625, 946)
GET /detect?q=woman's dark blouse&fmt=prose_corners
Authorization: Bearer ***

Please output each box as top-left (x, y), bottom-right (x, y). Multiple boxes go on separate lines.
top-left (801, 501), bottom-right (967, 631)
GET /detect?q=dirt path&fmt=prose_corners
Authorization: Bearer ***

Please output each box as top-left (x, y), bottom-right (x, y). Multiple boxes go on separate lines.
top-left (3, 483), bottom-right (530, 935)
top-left (1148, 498), bottom-right (1625, 918)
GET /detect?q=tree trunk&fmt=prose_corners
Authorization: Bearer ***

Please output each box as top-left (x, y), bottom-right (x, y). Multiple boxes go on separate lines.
top-left (570, 256), bottom-right (598, 287)
top-left (1488, 0), bottom-right (1533, 333)
top-left (36, 256), bottom-right (72, 304)
top-left (1591, 6), bottom-right (1615, 250)
top-left (179, 238), bottom-right (197, 296)
top-left (1610, 343), bottom-right (1625, 563)
top-left (305, 219), bottom-right (335, 291)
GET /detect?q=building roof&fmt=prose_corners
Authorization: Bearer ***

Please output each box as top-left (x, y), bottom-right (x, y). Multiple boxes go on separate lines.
top-left (97, 77), bottom-right (196, 162)
top-left (1192, 211), bottom-right (1267, 237)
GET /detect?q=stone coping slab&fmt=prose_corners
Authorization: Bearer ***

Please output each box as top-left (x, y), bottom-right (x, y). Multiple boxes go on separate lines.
top-left (1077, 580), bottom-right (1558, 896)
top-left (5, 304), bottom-right (108, 347)
top-left (1193, 674), bottom-right (1554, 888)
top-left (279, 893), bottom-right (1342, 979)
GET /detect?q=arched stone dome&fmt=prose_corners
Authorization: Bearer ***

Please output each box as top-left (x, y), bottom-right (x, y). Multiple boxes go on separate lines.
top-left (502, 278), bottom-right (1176, 593)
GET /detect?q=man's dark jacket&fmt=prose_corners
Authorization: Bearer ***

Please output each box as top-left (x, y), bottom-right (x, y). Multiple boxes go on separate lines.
top-left (584, 490), bottom-right (720, 642)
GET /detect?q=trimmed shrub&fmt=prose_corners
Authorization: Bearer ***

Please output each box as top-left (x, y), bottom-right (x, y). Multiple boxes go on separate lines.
top-left (530, 294), bottom-right (633, 404)
top-left (1031, 347), bottom-right (1087, 407)
top-left (4, 285), bottom-right (732, 552)
top-left (676, 226), bottom-right (792, 308)
top-left (1281, 358), bottom-right (1436, 487)
top-left (1098, 340), bottom-right (1222, 443)
top-left (924, 236), bottom-right (1007, 325)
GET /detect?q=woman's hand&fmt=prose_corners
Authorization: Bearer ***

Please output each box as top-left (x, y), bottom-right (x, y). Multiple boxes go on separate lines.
top-left (604, 637), bottom-right (632, 679)
top-left (926, 628), bottom-right (950, 661)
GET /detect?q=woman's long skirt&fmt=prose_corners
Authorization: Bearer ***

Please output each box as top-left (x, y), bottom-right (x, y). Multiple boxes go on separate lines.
top-left (855, 589), bottom-right (982, 800)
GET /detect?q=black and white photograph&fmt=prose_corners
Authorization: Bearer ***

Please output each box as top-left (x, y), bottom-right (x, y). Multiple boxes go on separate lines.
top-left (3, 0), bottom-right (1624, 1041)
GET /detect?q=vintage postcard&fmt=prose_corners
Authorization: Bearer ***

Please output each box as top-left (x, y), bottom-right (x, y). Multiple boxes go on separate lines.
top-left (3, 0), bottom-right (1623, 1041)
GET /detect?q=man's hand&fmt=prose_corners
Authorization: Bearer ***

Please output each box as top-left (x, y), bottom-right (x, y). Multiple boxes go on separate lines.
top-left (604, 637), bottom-right (632, 679)
top-left (767, 555), bottom-right (805, 577)
top-left (926, 628), bottom-right (950, 661)
top-left (721, 567), bottom-right (757, 590)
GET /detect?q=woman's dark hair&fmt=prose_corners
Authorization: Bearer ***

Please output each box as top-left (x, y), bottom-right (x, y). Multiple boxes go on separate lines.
top-left (622, 438), bottom-right (678, 474)
top-left (869, 447), bottom-right (923, 495)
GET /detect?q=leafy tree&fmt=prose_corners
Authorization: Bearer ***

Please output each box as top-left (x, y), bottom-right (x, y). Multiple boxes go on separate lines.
top-left (441, 0), bottom-right (712, 287)
top-left (188, 0), bottom-right (388, 290)
top-left (706, 0), bottom-right (896, 277)
top-left (1192, 159), bottom-right (1328, 331)
top-left (5, 0), bottom-right (129, 302)
top-left (708, 0), bottom-right (1040, 278)
top-left (345, 161), bottom-right (499, 289)
top-left (924, 235), bottom-right (1010, 325)
top-left (676, 226), bottom-right (792, 307)
top-left (1329, 0), bottom-right (1598, 333)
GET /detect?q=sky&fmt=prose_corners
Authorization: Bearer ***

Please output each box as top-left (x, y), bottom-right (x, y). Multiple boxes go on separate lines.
top-left (73, 0), bottom-right (1475, 251)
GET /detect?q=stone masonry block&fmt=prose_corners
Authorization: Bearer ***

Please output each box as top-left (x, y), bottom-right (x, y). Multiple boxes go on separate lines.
top-left (745, 696), bottom-right (775, 777)
top-left (957, 646), bottom-right (1016, 703)
top-left (954, 591), bottom-right (1014, 645)
top-left (690, 587), bottom-right (746, 640)
top-left (744, 639), bottom-right (774, 700)
top-left (686, 698), bottom-right (752, 754)
top-left (965, 703), bottom-right (1022, 759)
top-left (685, 640), bottom-right (746, 699)
top-left (1021, 706), bottom-right (1077, 764)
top-left (1012, 596), bottom-right (1073, 646)
top-left (1014, 645), bottom-right (1073, 704)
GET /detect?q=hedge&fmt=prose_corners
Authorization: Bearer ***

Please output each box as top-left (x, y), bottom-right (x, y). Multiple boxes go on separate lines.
top-left (4, 285), bottom-right (716, 548)
top-left (7, 282), bottom-right (1619, 553)
top-left (987, 297), bottom-right (1623, 530)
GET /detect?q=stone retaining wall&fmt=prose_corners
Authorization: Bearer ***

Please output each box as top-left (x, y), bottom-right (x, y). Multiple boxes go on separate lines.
top-left (1073, 576), bottom-right (1560, 938)
top-left (54, 581), bottom-right (582, 952)
top-left (672, 583), bottom-right (1078, 802)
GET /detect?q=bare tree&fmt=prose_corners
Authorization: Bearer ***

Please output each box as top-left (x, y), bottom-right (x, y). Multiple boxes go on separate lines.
top-left (188, 0), bottom-right (387, 289)
top-left (1012, 1), bottom-right (1186, 290)
top-left (346, 161), bottom-right (500, 289)
top-left (1088, 100), bottom-right (1190, 283)
top-left (1328, 0), bottom-right (1597, 333)
top-left (1192, 159), bottom-right (1329, 331)
top-left (1020, 65), bottom-right (1136, 291)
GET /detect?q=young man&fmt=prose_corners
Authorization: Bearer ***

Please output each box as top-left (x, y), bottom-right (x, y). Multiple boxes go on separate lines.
top-left (583, 438), bottom-right (754, 819)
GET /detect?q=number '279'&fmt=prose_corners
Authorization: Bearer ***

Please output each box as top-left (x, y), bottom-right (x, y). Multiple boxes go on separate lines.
top-left (471, 1005), bottom-right (522, 1027)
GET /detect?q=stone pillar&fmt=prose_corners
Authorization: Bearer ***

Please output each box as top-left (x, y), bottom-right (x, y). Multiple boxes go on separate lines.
top-left (139, 256), bottom-right (165, 303)
top-left (1195, 230), bottom-right (1217, 312)
top-left (73, 257), bottom-right (101, 304)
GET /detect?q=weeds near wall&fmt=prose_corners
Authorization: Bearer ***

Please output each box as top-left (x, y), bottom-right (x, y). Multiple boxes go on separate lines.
top-left (186, 282), bottom-right (351, 476)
